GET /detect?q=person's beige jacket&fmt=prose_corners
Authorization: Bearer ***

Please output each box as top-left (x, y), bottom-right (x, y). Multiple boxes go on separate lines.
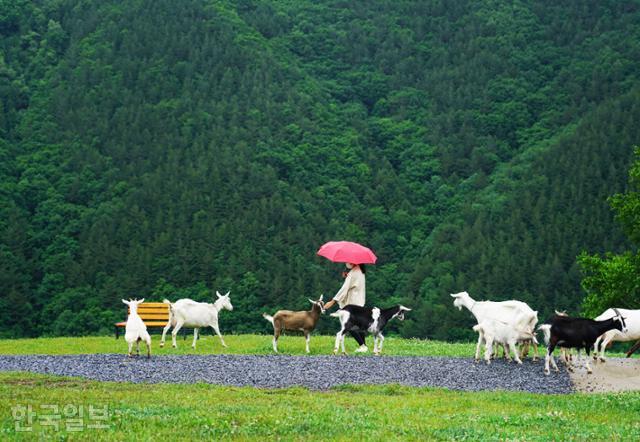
top-left (333, 265), bottom-right (366, 308)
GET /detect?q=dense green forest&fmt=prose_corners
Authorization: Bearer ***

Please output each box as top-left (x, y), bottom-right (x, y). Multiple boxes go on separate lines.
top-left (580, 148), bottom-right (640, 318)
top-left (1, 0), bottom-right (639, 339)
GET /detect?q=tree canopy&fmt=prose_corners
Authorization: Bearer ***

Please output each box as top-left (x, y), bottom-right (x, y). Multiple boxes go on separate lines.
top-left (580, 148), bottom-right (640, 316)
top-left (1, 0), bottom-right (639, 338)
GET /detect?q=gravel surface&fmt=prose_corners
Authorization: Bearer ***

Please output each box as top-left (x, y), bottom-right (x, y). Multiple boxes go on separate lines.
top-left (0, 354), bottom-right (573, 394)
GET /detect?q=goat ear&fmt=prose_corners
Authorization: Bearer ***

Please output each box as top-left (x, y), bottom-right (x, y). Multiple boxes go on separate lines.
top-left (225, 291), bottom-right (230, 297)
top-left (138, 298), bottom-right (144, 304)
top-left (216, 291), bottom-right (222, 298)
top-left (309, 298), bottom-right (315, 304)
top-left (319, 294), bottom-right (324, 302)
top-left (450, 293), bottom-right (461, 298)
top-left (122, 299), bottom-right (130, 305)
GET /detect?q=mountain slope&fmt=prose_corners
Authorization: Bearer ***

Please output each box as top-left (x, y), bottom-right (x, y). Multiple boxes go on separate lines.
top-left (1, 0), bottom-right (639, 337)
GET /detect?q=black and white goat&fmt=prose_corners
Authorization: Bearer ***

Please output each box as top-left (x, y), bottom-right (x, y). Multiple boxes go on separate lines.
top-left (544, 313), bottom-right (627, 375)
top-left (331, 305), bottom-right (411, 355)
top-left (538, 310), bottom-right (573, 367)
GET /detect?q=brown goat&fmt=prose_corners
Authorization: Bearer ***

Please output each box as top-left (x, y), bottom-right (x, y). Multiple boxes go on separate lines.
top-left (263, 295), bottom-right (325, 353)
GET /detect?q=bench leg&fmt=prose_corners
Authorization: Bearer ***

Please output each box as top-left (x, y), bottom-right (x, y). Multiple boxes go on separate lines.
top-left (115, 326), bottom-right (119, 339)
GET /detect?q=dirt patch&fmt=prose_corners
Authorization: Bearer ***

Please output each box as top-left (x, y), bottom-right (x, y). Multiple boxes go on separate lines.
top-left (0, 376), bottom-right (87, 387)
top-left (569, 357), bottom-right (640, 393)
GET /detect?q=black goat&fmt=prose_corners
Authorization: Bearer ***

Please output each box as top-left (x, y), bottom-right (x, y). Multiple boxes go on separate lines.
top-left (330, 305), bottom-right (411, 355)
top-left (544, 314), bottom-right (626, 375)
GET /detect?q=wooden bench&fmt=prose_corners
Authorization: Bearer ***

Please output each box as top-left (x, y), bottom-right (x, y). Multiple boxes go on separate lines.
top-left (114, 302), bottom-right (169, 339)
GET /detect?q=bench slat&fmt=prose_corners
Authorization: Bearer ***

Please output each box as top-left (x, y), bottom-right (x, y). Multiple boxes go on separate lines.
top-left (116, 302), bottom-right (172, 332)
top-left (137, 312), bottom-right (169, 316)
top-left (115, 321), bottom-right (168, 327)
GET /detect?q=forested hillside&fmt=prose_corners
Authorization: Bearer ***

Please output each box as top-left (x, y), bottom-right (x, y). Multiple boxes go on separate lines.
top-left (1, 0), bottom-right (639, 338)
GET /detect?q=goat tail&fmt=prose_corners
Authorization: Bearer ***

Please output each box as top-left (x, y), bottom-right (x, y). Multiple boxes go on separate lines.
top-left (537, 324), bottom-right (551, 346)
top-left (163, 299), bottom-right (174, 321)
top-left (262, 313), bottom-right (274, 324)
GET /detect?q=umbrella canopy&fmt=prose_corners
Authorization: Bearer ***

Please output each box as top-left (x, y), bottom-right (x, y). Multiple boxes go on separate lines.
top-left (317, 241), bottom-right (377, 265)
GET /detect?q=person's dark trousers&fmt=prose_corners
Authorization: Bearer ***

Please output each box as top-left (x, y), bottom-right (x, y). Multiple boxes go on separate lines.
top-left (350, 330), bottom-right (366, 346)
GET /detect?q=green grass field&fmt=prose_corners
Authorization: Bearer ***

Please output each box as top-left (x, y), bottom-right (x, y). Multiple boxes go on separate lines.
top-left (0, 333), bottom-right (633, 358)
top-left (0, 334), bottom-right (478, 357)
top-left (1, 335), bottom-right (639, 441)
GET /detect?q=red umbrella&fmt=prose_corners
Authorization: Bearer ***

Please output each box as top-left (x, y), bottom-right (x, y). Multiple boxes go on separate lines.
top-left (317, 241), bottom-right (377, 264)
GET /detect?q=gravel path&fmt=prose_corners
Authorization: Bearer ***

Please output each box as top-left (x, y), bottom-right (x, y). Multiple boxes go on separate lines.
top-left (0, 354), bottom-right (572, 394)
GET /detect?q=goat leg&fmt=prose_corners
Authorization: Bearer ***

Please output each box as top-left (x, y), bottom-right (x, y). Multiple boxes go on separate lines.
top-left (475, 333), bottom-right (484, 362)
top-left (627, 339), bottom-right (640, 358)
top-left (374, 333), bottom-right (384, 355)
top-left (272, 327), bottom-right (280, 353)
top-left (583, 349), bottom-right (593, 374)
top-left (333, 331), bottom-right (342, 355)
top-left (593, 335), bottom-right (603, 361)
top-left (510, 342), bottom-right (523, 364)
top-left (544, 339), bottom-right (559, 375)
top-left (171, 320), bottom-right (185, 348)
top-left (212, 323), bottom-right (227, 348)
top-left (192, 328), bottom-right (199, 349)
top-left (484, 337), bottom-right (493, 365)
top-left (160, 322), bottom-right (172, 348)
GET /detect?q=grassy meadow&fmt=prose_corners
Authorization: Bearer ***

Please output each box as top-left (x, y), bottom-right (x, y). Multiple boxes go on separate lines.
top-left (0, 333), bottom-right (478, 357)
top-left (1, 335), bottom-right (639, 440)
top-left (0, 333), bottom-right (633, 357)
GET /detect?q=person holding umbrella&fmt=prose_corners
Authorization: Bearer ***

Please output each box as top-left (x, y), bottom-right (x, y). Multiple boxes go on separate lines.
top-left (317, 241), bottom-right (377, 353)
top-left (323, 262), bottom-right (368, 352)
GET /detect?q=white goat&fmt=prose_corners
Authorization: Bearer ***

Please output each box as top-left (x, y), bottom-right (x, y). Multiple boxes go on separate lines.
top-left (451, 291), bottom-right (539, 361)
top-left (593, 308), bottom-right (640, 362)
top-left (160, 291), bottom-right (233, 349)
top-left (122, 299), bottom-right (151, 358)
top-left (473, 320), bottom-right (536, 364)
